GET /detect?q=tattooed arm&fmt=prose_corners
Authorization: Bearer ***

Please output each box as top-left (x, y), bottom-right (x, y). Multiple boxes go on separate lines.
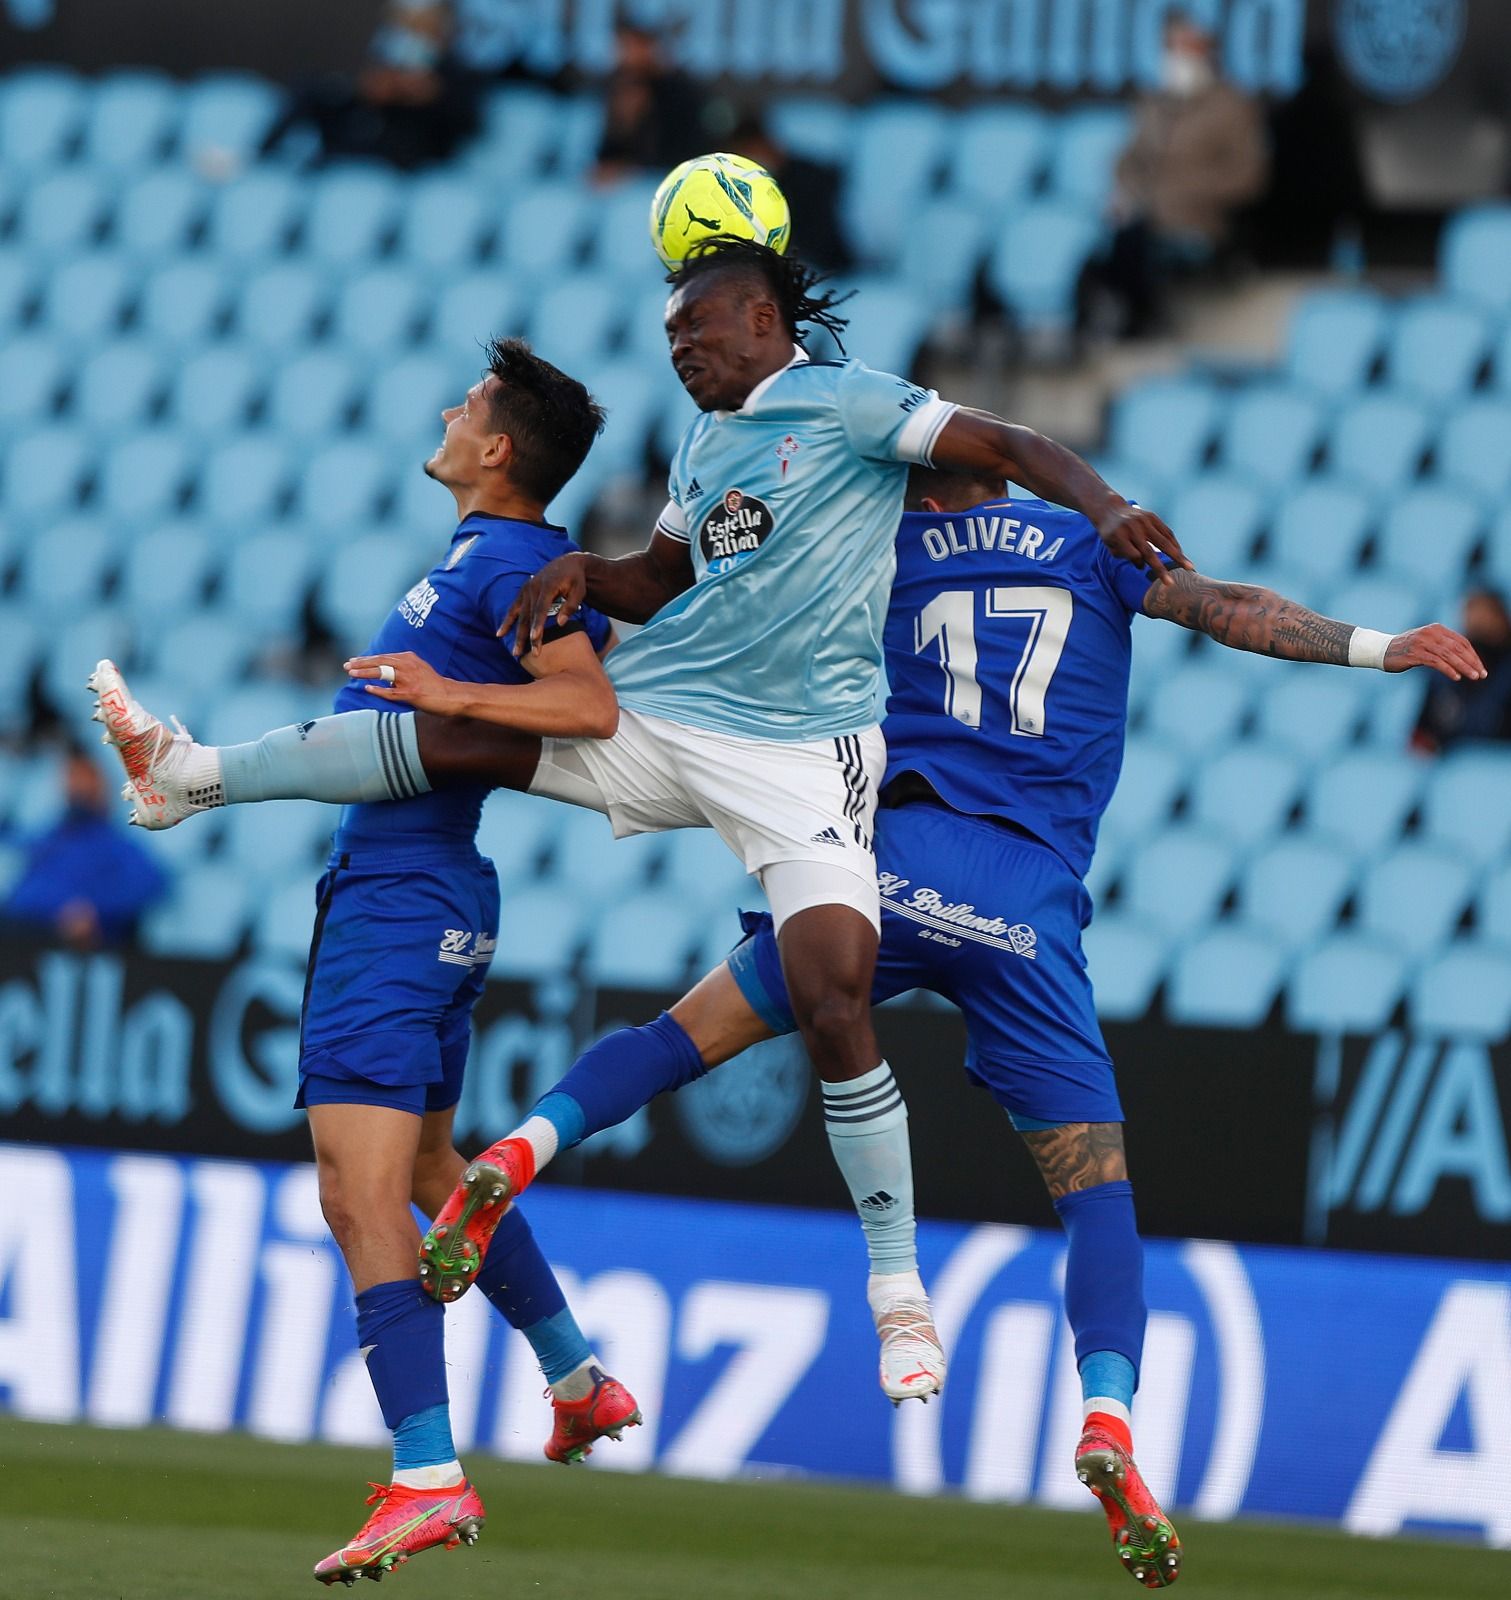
top-left (1141, 569), bottom-right (1487, 680)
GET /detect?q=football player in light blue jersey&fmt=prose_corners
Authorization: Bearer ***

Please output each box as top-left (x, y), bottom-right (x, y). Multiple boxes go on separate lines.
top-left (446, 465), bottom-right (1481, 1590)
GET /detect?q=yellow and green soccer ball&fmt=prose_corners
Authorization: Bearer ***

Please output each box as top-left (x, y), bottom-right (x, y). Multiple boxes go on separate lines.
top-left (649, 152), bottom-right (791, 270)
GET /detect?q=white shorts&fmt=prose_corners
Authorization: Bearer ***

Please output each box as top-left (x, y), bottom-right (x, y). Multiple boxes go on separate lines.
top-left (530, 708), bottom-right (885, 932)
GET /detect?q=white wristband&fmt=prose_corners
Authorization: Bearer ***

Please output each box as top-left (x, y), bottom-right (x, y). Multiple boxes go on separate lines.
top-left (1348, 627), bottom-right (1392, 670)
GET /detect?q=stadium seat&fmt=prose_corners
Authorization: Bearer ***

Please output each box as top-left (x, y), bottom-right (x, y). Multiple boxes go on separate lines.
top-left (80, 70), bottom-right (181, 170)
top-left (526, 271), bottom-right (623, 370)
top-left (1305, 751), bottom-right (1424, 857)
top-left (1187, 743), bottom-right (1305, 846)
top-left (429, 270), bottom-right (525, 360)
top-left (584, 359), bottom-right (658, 473)
top-left (1420, 748), bottom-right (1511, 865)
top-left (1082, 835), bottom-right (1124, 907)
top-left (315, 534), bottom-right (431, 651)
top-left (14, 170), bottom-right (111, 255)
top-left (475, 791), bottom-right (561, 882)
top-left (550, 95), bottom-right (604, 177)
top-left (69, 339), bottom-right (167, 430)
top-left (1435, 399), bottom-right (1511, 499)
top-left (497, 181), bottom-right (591, 282)
top-left (1166, 925), bottom-right (1288, 1027)
top-left (0, 67), bottom-right (86, 169)
top-left (1384, 297), bottom-right (1491, 401)
top-left (831, 276), bottom-right (934, 375)
top-left (659, 828), bottom-right (758, 910)
top-left (1047, 106), bottom-right (1131, 207)
top-left (1089, 458), bottom-right (1169, 518)
top-left (392, 171), bottom-right (495, 270)
top-left (584, 892), bottom-right (704, 988)
top-left (587, 177), bottom-right (662, 280)
top-left (1099, 738), bottom-right (1187, 845)
top-left (986, 201), bottom-right (1101, 334)
top-left (896, 199), bottom-right (989, 315)
top-left (0, 333), bottom-right (67, 425)
top-left (1118, 828), bottom-right (1235, 937)
top-left (180, 74), bottom-right (282, 163)
top-left (165, 345), bottom-right (265, 435)
top-left (1373, 486), bottom-right (1482, 588)
top-left (0, 249), bottom-right (37, 335)
top-left (1479, 864), bottom-right (1511, 946)
top-left (1266, 478), bottom-right (1374, 585)
top-left (950, 104), bottom-right (1051, 206)
top-left (1440, 204), bottom-right (1511, 313)
top-left (329, 265), bottom-right (427, 354)
top-left (844, 101), bottom-right (950, 265)
top-left (1237, 834), bottom-right (1356, 948)
top-left (1286, 933), bottom-right (1409, 1034)
top-left (137, 261), bottom-right (228, 346)
top-left (3, 425), bottom-right (90, 517)
top-left (1141, 663), bottom-right (1250, 754)
top-left (114, 169), bottom-right (210, 257)
top-left (41, 610), bottom-right (133, 721)
top-left (541, 807), bottom-right (663, 899)
top-left (392, 463), bottom-right (456, 532)
top-left (1221, 386), bottom-right (1324, 485)
top-left (264, 349), bottom-right (361, 438)
top-left (468, 85), bottom-right (566, 183)
top-left (251, 875), bottom-right (320, 962)
top-left (1283, 288), bottom-right (1387, 397)
top-left (1108, 378), bottom-right (1222, 480)
top-left (1162, 474), bottom-right (1265, 574)
top-left (13, 516), bottom-right (117, 621)
top-left (140, 864), bottom-right (251, 960)
top-left (489, 885), bottom-right (593, 980)
top-left (767, 97), bottom-right (856, 166)
top-left (37, 252), bottom-right (135, 341)
top-left (1083, 912), bottom-right (1169, 1020)
top-left (96, 428), bottom-right (191, 519)
top-left (1127, 605), bottom-right (1194, 683)
top-left (1251, 669), bottom-right (1366, 757)
top-left (301, 163), bottom-right (403, 264)
top-left (217, 528), bottom-right (319, 634)
top-left (235, 261), bottom-right (329, 349)
top-left (1409, 943), bottom-right (1511, 1040)
top-left (119, 520), bottom-right (217, 616)
top-left (365, 351), bottom-right (456, 443)
top-left (0, 618), bottom-right (42, 733)
top-left (205, 169), bottom-right (306, 259)
top-left (1356, 842), bottom-right (1474, 956)
top-left (1325, 573), bottom-right (1433, 638)
top-left (202, 682), bottom-right (318, 748)
top-left (143, 613), bottom-right (257, 690)
top-left (1326, 395), bottom-right (1433, 492)
top-left (297, 440), bottom-right (397, 528)
top-left (199, 436), bottom-right (293, 522)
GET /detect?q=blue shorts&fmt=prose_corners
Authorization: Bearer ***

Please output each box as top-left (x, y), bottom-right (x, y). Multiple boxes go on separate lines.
top-left (296, 843), bottom-right (500, 1118)
top-left (728, 801), bottom-right (1122, 1128)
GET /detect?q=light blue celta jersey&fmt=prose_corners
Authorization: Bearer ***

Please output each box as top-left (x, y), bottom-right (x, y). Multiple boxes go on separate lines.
top-left (603, 348), bottom-right (958, 742)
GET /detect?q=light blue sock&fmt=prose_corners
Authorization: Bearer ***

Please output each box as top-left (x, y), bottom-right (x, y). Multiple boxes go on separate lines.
top-left (392, 1401), bottom-right (457, 1473)
top-left (1080, 1349), bottom-right (1137, 1413)
top-left (521, 1305), bottom-right (595, 1386)
top-left (219, 711), bottom-right (428, 805)
top-left (821, 1061), bottom-right (917, 1276)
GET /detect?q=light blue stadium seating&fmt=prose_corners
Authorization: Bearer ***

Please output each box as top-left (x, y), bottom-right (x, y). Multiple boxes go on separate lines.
top-left (329, 265), bottom-right (427, 354)
top-left (236, 261), bottom-right (328, 349)
top-left (264, 349), bottom-right (361, 437)
top-left (70, 339), bottom-right (166, 430)
top-left (659, 828), bottom-right (757, 910)
top-left (1099, 737), bottom-right (1187, 845)
top-left (315, 533), bottom-right (430, 650)
top-left (297, 439), bottom-right (396, 527)
top-left (137, 261), bottom-right (227, 345)
top-left (1081, 913), bottom-right (1169, 1019)
top-left (1306, 750), bottom-right (1423, 857)
top-left (4, 425), bottom-right (90, 516)
top-left (1420, 748), bottom-right (1511, 865)
top-left (542, 807), bottom-right (663, 899)
top-left (0, 68), bottom-right (86, 170)
top-left (831, 276), bottom-right (933, 375)
top-left (1089, 457), bottom-right (1168, 516)
top-left (1238, 834), bottom-right (1356, 947)
top-left (476, 791), bottom-right (561, 882)
top-left (80, 70), bottom-right (181, 170)
top-left (180, 74), bottom-right (281, 162)
top-left (140, 863), bottom-right (251, 960)
top-left (393, 172), bottom-right (494, 271)
top-left (1167, 925), bottom-right (1288, 1026)
top-left (553, 96), bottom-right (604, 177)
top-left (1408, 943), bottom-right (1511, 1040)
top-left (301, 164), bottom-right (403, 264)
top-left (1251, 670), bottom-right (1366, 757)
top-left (1325, 573), bottom-right (1434, 638)
top-left (0, 333), bottom-right (66, 425)
top-left (205, 169), bottom-right (305, 258)
top-left (1374, 486), bottom-right (1482, 587)
top-left (844, 102), bottom-right (949, 265)
top-left (202, 681), bottom-right (316, 748)
top-left (39, 252), bottom-right (135, 340)
top-left (223, 800), bottom-right (333, 879)
top-left (585, 891), bottom-right (703, 988)
top-left (1356, 841), bottom-right (1473, 956)
top-left (218, 528), bottom-right (319, 634)
top-left (0, 617), bottom-right (41, 731)
top-left (392, 461), bottom-right (456, 531)
top-left (1286, 933), bottom-right (1408, 1033)
top-left (1284, 288), bottom-right (1387, 397)
top-left (143, 613), bottom-right (257, 690)
top-left (199, 436), bottom-right (293, 521)
top-left (115, 169), bottom-right (210, 257)
top-left (584, 359), bottom-right (658, 473)
top-left (7, 748), bottom-right (66, 832)
top-left (1141, 662), bottom-right (1250, 753)
top-left (1435, 399), bottom-right (1511, 499)
top-left (166, 344), bottom-right (265, 435)
top-left (986, 201), bottom-right (1100, 334)
top-left (0, 249), bottom-right (35, 334)
top-left (489, 884), bottom-right (593, 980)
top-left (1266, 478), bottom-right (1374, 585)
top-left (950, 104), bottom-right (1051, 206)
top-left (429, 270), bottom-right (525, 360)
top-left (768, 97), bottom-right (856, 166)
top-left (14, 515), bottom-right (116, 621)
top-left (498, 181), bottom-right (591, 281)
top-left (1082, 835), bottom-right (1123, 906)
top-left (120, 520), bottom-right (217, 616)
top-left (1221, 386), bottom-right (1324, 485)
top-left (1109, 377), bottom-right (1222, 480)
top-left (251, 875), bottom-right (318, 961)
top-left (588, 178), bottom-right (661, 279)
top-left (1327, 394), bottom-right (1433, 492)
top-left (1384, 297), bottom-right (1491, 401)
top-left (1162, 473), bottom-right (1265, 574)
top-left (1119, 827), bottom-right (1236, 937)
top-left (365, 351), bottom-right (456, 443)
top-left (1047, 106), bottom-right (1130, 206)
top-left (896, 198), bottom-right (989, 314)
top-left (1439, 204), bottom-right (1511, 313)
top-left (1188, 743), bottom-right (1306, 845)
top-left (527, 271), bottom-right (623, 370)
top-left (469, 86), bottom-right (566, 183)
top-left (41, 609), bottom-right (134, 719)
top-left (1478, 863), bottom-right (1511, 946)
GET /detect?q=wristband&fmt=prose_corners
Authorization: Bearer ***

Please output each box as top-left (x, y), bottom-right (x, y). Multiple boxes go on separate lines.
top-left (1348, 627), bottom-right (1392, 670)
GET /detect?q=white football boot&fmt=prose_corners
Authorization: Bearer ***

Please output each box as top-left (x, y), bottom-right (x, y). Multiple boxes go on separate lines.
top-left (88, 659), bottom-right (224, 830)
top-left (868, 1270), bottom-right (947, 1405)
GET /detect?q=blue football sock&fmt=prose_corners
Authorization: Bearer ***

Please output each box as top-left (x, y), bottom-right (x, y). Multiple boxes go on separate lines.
top-left (1054, 1179), bottom-right (1147, 1381)
top-left (355, 1278), bottom-right (450, 1442)
top-left (1080, 1350), bottom-right (1138, 1413)
top-left (474, 1206), bottom-right (593, 1385)
top-left (393, 1402), bottom-right (457, 1473)
top-left (219, 710), bottom-right (428, 806)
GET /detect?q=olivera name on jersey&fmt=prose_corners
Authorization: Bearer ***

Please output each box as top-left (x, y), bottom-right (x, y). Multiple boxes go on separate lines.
top-left (699, 488), bottom-right (775, 576)
top-left (918, 513), bottom-right (1067, 565)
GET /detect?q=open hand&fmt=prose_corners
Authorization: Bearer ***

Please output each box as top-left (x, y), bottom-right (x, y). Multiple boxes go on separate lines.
top-left (1094, 501), bottom-right (1191, 583)
top-left (1384, 624), bottom-right (1487, 681)
top-left (500, 553), bottom-right (589, 658)
top-left (344, 651), bottom-right (464, 713)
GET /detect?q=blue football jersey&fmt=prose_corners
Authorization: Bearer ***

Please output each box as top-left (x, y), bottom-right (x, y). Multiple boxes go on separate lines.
top-left (881, 497), bottom-right (1154, 879)
top-left (331, 512), bottom-right (609, 851)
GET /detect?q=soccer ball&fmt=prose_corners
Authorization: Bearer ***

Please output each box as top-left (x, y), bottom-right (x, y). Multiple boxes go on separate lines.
top-left (649, 152), bottom-right (791, 270)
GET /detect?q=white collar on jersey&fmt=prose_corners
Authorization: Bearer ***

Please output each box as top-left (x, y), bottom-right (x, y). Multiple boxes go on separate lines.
top-left (717, 344), bottom-right (809, 419)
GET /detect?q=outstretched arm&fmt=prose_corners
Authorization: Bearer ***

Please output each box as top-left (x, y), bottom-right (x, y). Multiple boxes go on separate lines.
top-left (1142, 569), bottom-right (1487, 679)
top-left (929, 407), bottom-right (1189, 580)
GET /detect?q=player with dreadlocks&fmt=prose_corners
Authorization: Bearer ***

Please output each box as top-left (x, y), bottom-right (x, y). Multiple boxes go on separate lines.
top-left (94, 238), bottom-right (1188, 1437)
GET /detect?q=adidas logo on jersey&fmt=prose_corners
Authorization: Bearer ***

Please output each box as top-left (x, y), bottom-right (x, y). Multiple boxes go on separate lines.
top-left (685, 477), bottom-right (704, 501)
top-left (809, 826), bottom-right (844, 845)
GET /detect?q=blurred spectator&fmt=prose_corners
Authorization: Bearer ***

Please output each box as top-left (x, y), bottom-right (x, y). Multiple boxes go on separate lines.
top-left (1, 750), bottom-right (168, 950)
top-left (727, 114), bottom-right (854, 274)
top-left (1087, 11), bottom-right (1268, 337)
top-left (592, 23), bottom-right (709, 185)
top-left (252, 1), bottom-right (480, 172)
top-left (1412, 589), bottom-right (1511, 755)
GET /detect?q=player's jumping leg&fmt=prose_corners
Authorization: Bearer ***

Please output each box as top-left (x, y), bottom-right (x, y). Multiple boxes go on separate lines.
top-left (306, 1102), bottom-right (483, 1586)
top-left (410, 1114), bottom-right (641, 1462)
top-left (1022, 1122), bottom-right (1180, 1589)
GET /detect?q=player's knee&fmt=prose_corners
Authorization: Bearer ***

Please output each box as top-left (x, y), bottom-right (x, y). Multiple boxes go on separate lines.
top-left (410, 1142), bottom-right (463, 1210)
top-left (316, 1168), bottom-right (363, 1253)
top-left (793, 985), bottom-right (870, 1056)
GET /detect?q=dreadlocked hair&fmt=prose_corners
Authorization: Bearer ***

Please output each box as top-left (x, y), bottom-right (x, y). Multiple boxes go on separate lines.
top-left (671, 237), bottom-right (852, 351)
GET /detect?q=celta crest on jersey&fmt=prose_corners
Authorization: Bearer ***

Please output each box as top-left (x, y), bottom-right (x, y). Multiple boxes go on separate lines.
top-left (700, 488), bottom-right (775, 575)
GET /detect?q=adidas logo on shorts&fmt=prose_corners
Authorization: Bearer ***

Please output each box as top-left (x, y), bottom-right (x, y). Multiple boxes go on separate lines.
top-left (809, 826), bottom-right (844, 845)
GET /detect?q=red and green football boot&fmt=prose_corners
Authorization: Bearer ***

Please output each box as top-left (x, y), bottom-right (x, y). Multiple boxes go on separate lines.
top-left (312, 1479), bottom-right (484, 1586)
top-left (544, 1368), bottom-right (644, 1464)
top-left (417, 1139), bottom-right (535, 1303)
top-left (1076, 1421), bottom-right (1182, 1589)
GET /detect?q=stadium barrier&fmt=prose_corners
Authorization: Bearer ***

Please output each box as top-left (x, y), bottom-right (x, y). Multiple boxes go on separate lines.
top-left (1, 1138), bottom-right (1509, 1544)
top-left (2, 939), bottom-right (1508, 1261)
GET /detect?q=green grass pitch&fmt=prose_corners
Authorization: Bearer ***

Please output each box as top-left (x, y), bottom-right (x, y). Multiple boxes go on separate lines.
top-left (3, 1417), bottom-right (1505, 1599)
